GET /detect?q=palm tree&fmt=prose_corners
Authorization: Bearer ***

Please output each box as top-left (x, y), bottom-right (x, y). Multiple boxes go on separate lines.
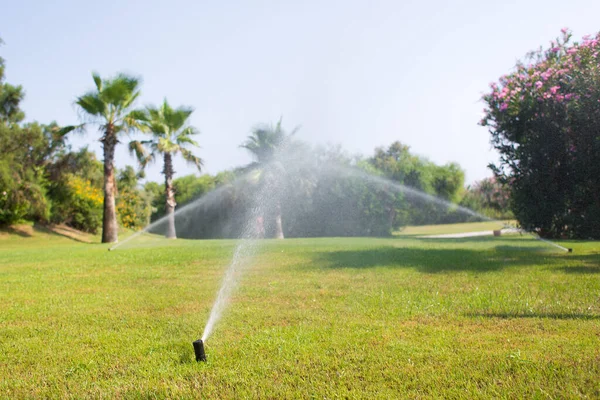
top-left (63, 72), bottom-right (144, 243)
top-left (129, 99), bottom-right (202, 239)
top-left (240, 119), bottom-right (298, 239)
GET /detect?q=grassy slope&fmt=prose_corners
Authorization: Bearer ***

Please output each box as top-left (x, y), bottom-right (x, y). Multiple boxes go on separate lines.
top-left (0, 225), bottom-right (599, 398)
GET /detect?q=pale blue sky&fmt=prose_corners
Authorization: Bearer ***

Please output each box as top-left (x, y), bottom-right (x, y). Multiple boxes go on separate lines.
top-left (2, 0), bottom-right (600, 184)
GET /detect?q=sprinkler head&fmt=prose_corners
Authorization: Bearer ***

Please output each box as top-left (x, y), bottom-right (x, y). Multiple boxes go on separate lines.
top-left (568, 248), bottom-right (573, 253)
top-left (193, 339), bottom-right (207, 362)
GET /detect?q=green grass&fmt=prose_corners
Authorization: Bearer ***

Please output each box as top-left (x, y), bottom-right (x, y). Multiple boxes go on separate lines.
top-left (1, 225), bottom-right (599, 398)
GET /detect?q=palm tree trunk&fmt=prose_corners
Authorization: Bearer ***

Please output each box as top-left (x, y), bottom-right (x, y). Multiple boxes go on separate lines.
top-left (164, 152), bottom-right (177, 239)
top-left (101, 126), bottom-right (119, 243)
top-left (274, 201), bottom-right (284, 239)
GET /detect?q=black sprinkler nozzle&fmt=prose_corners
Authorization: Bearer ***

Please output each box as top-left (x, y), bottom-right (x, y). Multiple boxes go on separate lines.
top-left (193, 339), bottom-right (207, 362)
top-left (568, 248), bottom-right (573, 253)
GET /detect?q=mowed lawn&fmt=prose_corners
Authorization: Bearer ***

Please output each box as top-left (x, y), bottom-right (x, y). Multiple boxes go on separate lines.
top-left (1, 224), bottom-right (599, 398)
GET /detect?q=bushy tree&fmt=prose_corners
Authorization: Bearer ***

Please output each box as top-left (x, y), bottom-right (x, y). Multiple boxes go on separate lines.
top-left (481, 29), bottom-right (600, 238)
top-left (368, 141), bottom-right (466, 225)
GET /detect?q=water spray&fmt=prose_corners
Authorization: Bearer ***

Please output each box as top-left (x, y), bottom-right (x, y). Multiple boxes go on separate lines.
top-left (495, 221), bottom-right (572, 253)
top-left (107, 173), bottom-right (255, 251)
top-left (336, 165), bottom-right (573, 253)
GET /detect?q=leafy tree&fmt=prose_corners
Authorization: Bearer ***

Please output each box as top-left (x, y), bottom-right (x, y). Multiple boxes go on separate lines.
top-left (0, 119), bottom-right (67, 225)
top-left (63, 72), bottom-right (144, 242)
top-left (116, 166), bottom-right (151, 230)
top-left (368, 141), bottom-right (466, 225)
top-left (0, 39), bottom-right (25, 125)
top-left (240, 119), bottom-right (298, 239)
top-left (481, 29), bottom-right (600, 238)
top-left (130, 99), bottom-right (202, 238)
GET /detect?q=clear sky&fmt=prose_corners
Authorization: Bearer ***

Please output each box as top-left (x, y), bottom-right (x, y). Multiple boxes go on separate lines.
top-left (2, 0), bottom-right (600, 184)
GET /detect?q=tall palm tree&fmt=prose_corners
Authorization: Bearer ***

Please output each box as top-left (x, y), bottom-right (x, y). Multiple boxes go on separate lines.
top-left (63, 72), bottom-right (144, 243)
top-left (129, 99), bottom-right (202, 239)
top-left (240, 119), bottom-right (298, 239)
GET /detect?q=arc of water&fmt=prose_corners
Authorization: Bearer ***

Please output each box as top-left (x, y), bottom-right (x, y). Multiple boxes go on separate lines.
top-left (329, 165), bottom-right (570, 252)
top-left (109, 172), bottom-right (254, 251)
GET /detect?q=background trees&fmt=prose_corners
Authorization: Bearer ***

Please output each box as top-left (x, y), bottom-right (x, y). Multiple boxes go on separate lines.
top-left (0, 35), bottom-right (521, 240)
top-left (481, 29), bottom-right (600, 238)
top-left (0, 45), bottom-right (66, 225)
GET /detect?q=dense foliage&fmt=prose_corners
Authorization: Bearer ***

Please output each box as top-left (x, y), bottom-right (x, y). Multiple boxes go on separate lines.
top-left (481, 29), bottom-right (600, 238)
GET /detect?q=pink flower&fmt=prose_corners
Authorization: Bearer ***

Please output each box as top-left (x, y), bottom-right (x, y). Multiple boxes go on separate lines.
top-left (550, 85), bottom-right (560, 94)
top-left (500, 103), bottom-right (508, 111)
top-left (535, 81), bottom-right (544, 89)
top-left (561, 27), bottom-right (569, 34)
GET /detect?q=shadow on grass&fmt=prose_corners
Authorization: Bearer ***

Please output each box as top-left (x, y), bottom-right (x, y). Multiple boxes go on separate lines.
top-left (553, 265), bottom-right (600, 274)
top-left (310, 242), bottom-right (594, 274)
top-left (0, 223), bottom-right (94, 243)
top-left (466, 312), bottom-right (600, 320)
top-left (0, 225), bottom-right (34, 237)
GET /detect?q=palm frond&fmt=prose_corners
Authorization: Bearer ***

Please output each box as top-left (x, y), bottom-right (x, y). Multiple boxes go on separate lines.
top-left (99, 73), bottom-right (142, 110)
top-left (76, 93), bottom-right (107, 118)
top-left (176, 127), bottom-right (200, 146)
top-left (57, 124), bottom-right (86, 137)
top-left (179, 148), bottom-right (203, 171)
top-left (122, 90), bottom-right (141, 110)
top-left (157, 137), bottom-right (179, 153)
top-left (92, 72), bottom-right (102, 91)
top-left (240, 119), bottom-right (300, 164)
top-left (123, 109), bottom-right (149, 133)
top-left (128, 140), bottom-right (152, 167)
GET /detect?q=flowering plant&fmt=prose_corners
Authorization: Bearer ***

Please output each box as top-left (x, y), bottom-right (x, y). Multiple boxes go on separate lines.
top-left (481, 29), bottom-right (600, 238)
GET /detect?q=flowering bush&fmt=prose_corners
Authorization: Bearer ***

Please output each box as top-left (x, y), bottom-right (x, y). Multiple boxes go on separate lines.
top-left (116, 189), bottom-right (151, 230)
top-left (50, 174), bottom-right (102, 233)
top-left (481, 29), bottom-right (600, 238)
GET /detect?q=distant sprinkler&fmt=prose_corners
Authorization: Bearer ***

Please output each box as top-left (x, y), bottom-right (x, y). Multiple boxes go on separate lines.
top-left (193, 339), bottom-right (207, 362)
